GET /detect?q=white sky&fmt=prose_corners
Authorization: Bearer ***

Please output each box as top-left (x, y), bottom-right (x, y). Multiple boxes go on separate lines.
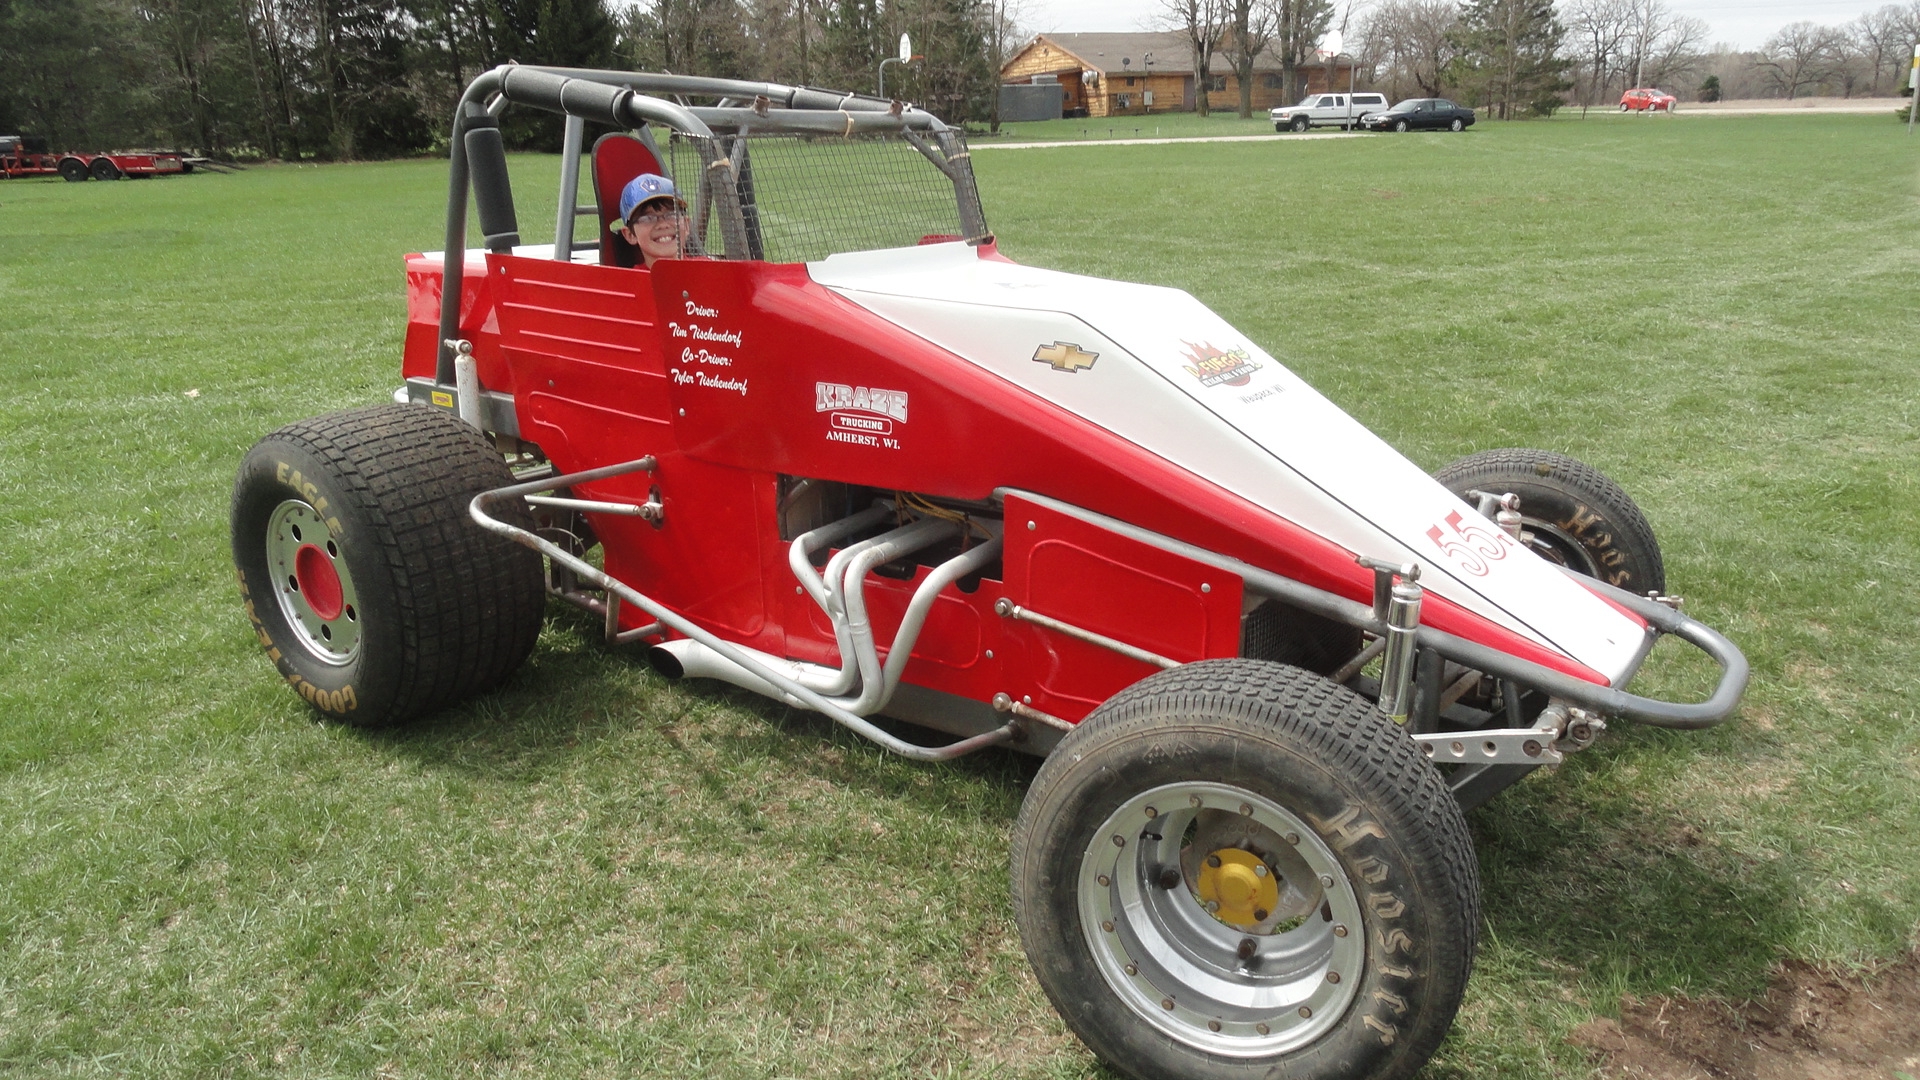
top-left (1017, 0), bottom-right (1887, 54)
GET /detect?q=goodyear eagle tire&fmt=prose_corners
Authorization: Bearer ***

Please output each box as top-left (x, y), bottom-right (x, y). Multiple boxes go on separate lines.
top-left (231, 404), bottom-right (545, 727)
top-left (1011, 660), bottom-right (1479, 1080)
top-left (1433, 447), bottom-right (1665, 593)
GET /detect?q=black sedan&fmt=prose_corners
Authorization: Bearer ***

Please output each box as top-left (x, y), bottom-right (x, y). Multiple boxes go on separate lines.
top-left (1362, 99), bottom-right (1477, 132)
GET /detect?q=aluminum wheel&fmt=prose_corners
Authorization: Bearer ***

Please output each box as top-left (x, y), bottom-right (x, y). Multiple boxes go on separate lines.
top-left (1077, 780), bottom-right (1366, 1057)
top-left (265, 498), bottom-right (361, 663)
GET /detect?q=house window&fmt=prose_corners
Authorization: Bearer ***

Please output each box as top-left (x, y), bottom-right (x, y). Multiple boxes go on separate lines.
top-left (1126, 76), bottom-right (1135, 86)
top-left (1207, 75), bottom-right (1227, 92)
top-left (1262, 74), bottom-right (1282, 89)
top-left (1116, 93), bottom-right (1131, 109)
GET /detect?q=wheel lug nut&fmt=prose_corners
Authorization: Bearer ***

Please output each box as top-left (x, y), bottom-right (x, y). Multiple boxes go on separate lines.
top-left (1144, 806), bottom-right (1157, 818)
top-left (1254, 864), bottom-right (1268, 878)
top-left (1239, 803), bottom-right (1253, 816)
top-left (1327, 971), bottom-right (1341, 984)
top-left (1206, 854), bottom-right (1222, 868)
top-left (1333, 924), bottom-right (1348, 938)
top-left (1207, 1020), bottom-right (1222, 1032)
top-left (1298, 1006), bottom-right (1312, 1019)
top-left (1124, 963), bottom-right (1137, 976)
top-left (1205, 900), bottom-right (1219, 912)
top-left (1285, 832), bottom-right (1300, 845)
top-left (1157, 867), bottom-right (1182, 889)
top-left (1319, 874), bottom-right (1334, 888)
top-left (1253, 908), bottom-right (1268, 921)
top-left (1236, 937), bottom-right (1257, 960)
top-left (1101, 920), bottom-right (1114, 933)
top-left (1097, 874), bottom-right (1110, 887)
top-left (1113, 834), bottom-right (1126, 848)
top-left (1190, 795), bottom-right (1203, 807)
top-left (1256, 1023), bottom-right (1269, 1035)
top-left (1161, 998), bottom-right (1174, 1010)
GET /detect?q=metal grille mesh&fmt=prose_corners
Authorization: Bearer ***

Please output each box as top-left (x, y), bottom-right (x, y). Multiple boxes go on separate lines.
top-left (666, 131), bottom-right (986, 263)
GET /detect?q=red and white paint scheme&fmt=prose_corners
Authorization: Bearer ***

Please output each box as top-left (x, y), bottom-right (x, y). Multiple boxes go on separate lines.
top-left (240, 68), bottom-right (1747, 1080)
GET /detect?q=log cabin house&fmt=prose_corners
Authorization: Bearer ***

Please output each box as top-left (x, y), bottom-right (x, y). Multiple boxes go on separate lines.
top-left (999, 32), bottom-right (1358, 119)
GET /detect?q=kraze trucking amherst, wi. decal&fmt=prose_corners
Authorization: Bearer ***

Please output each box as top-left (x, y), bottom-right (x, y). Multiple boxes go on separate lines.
top-left (816, 382), bottom-right (909, 449)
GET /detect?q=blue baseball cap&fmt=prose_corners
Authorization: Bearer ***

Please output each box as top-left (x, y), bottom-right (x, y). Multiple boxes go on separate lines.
top-left (618, 173), bottom-right (683, 224)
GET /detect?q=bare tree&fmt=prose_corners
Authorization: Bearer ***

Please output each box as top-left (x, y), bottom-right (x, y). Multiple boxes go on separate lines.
top-left (1357, 0), bottom-right (1461, 98)
top-left (1162, 0), bottom-right (1226, 115)
top-left (1271, 0), bottom-right (1335, 100)
top-left (1851, 6), bottom-right (1906, 92)
top-left (1564, 0), bottom-right (1631, 111)
top-left (1218, 0), bottom-right (1276, 117)
top-left (1637, 13), bottom-right (1706, 89)
top-left (1758, 21), bottom-right (1841, 98)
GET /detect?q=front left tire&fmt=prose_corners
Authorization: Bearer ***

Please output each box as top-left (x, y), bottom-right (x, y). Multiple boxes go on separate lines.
top-left (1012, 660), bottom-right (1480, 1080)
top-left (231, 404), bottom-right (546, 727)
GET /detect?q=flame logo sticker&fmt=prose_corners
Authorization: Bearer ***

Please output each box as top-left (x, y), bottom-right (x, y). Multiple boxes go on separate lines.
top-left (1180, 341), bottom-right (1262, 388)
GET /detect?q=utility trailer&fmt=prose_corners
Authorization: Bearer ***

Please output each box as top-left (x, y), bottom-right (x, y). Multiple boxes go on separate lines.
top-left (230, 65), bottom-right (1748, 1080)
top-left (0, 135), bottom-right (185, 180)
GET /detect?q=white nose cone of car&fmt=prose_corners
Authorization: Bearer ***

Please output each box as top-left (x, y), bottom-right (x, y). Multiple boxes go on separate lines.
top-left (812, 242), bottom-right (1649, 683)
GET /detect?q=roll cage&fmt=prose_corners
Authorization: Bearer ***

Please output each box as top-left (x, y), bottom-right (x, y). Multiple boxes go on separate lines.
top-left (434, 65), bottom-right (988, 387)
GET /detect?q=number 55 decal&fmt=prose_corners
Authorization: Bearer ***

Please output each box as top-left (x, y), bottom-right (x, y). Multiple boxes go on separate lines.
top-left (1426, 510), bottom-right (1518, 577)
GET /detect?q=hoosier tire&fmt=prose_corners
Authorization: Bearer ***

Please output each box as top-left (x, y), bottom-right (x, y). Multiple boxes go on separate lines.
top-left (1433, 447), bottom-right (1665, 593)
top-left (1011, 660), bottom-right (1480, 1080)
top-left (231, 404), bottom-right (545, 727)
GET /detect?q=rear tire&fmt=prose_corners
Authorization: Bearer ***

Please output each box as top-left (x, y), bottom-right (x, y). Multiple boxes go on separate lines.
top-left (58, 158), bottom-right (89, 182)
top-left (1433, 447), bottom-right (1665, 593)
top-left (89, 157), bottom-right (121, 181)
top-left (1012, 660), bottom-right (1479, 1080)
top-left (231, 404), bottom-right (546, 727)
top-left (1449, 118), bottom-right (1464, 132)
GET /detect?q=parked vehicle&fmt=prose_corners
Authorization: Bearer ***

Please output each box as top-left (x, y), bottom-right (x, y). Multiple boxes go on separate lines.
top-left (0, 135), bottom-right (187, 180)
top-left (1362, 99), bottom-right (1477, 132)
top-left (1620, 88), bottom-right (1678, 112)
top-left (230, 65), bottom-right (1746, 1080)
top-left (1271, 92), bottom-right (1389, 131)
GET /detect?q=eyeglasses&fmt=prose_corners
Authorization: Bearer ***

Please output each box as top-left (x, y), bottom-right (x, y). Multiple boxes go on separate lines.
top-left (628, 209), bottom-right (683, 227)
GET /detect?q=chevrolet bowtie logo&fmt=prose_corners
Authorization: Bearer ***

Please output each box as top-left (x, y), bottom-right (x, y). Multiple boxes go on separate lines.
top-left (1033, 341), bottom-right (1098, 373)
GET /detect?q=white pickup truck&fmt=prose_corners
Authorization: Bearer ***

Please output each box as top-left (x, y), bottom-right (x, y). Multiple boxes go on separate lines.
top-left (1271, 92), bottom-right (1389, 131)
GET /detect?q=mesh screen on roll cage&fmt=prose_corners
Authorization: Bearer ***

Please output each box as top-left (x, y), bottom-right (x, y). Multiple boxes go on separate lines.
top-left (665, 130), bottom-right (987, 264)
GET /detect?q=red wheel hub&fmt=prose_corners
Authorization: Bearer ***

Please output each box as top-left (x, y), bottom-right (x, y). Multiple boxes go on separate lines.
top-left (293, 543), bottom-right (345, 621)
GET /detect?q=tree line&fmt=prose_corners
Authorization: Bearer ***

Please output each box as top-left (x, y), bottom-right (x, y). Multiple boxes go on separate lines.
top-left (3, 0), bottom-right (1915, 157)
top-left (0, 0), bottom-right (1004, 155)
top-left (1357, 0), bottom-right (1920, 114)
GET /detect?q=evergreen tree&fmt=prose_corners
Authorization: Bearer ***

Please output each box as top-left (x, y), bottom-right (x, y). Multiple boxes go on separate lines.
top-left (1446, 0), bottom-right (1568, 118)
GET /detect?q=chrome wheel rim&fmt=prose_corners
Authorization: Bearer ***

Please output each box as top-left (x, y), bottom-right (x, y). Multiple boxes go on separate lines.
top-left (1078, 781), bottom-right (1365, 1058)
top-left (266, 499), bottom-right (361, 664)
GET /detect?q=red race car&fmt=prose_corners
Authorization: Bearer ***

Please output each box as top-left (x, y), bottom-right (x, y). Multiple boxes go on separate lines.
top-left (231, 66), bottom-right (1746, 1080)
top-left (1620, 87), bottom-right (1678, 112)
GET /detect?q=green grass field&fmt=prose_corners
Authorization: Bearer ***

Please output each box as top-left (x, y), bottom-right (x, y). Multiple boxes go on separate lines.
top-left (2, 113), bottom-right (1917, 1078)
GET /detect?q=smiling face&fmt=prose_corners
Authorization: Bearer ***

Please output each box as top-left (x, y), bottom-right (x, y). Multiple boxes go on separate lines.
top-left (621, 197), bottom-right (689, 267)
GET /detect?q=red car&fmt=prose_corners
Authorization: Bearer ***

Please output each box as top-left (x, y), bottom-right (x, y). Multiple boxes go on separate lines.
top-left (1620, 88), bottom-right (1677, 112)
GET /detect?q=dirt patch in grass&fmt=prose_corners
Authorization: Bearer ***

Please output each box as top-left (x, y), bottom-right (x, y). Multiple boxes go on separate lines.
top-left (1571, 954), bottom-right (1920, 1079)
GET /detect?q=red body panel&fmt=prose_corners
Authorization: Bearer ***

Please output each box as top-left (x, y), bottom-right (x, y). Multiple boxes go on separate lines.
top-left (1, 151), bottom-right (184, 178)
top-left (398, 247), bottom-right (1607, 722)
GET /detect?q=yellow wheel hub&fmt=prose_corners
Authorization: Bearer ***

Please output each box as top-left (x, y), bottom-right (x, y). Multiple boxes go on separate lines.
top-left (1195, 848), bottom-right (1280, 929)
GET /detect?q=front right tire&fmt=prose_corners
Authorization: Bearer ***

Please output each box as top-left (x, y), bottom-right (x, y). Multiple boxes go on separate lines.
top-left (1012, 660), bottom-right (1479, 1080)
